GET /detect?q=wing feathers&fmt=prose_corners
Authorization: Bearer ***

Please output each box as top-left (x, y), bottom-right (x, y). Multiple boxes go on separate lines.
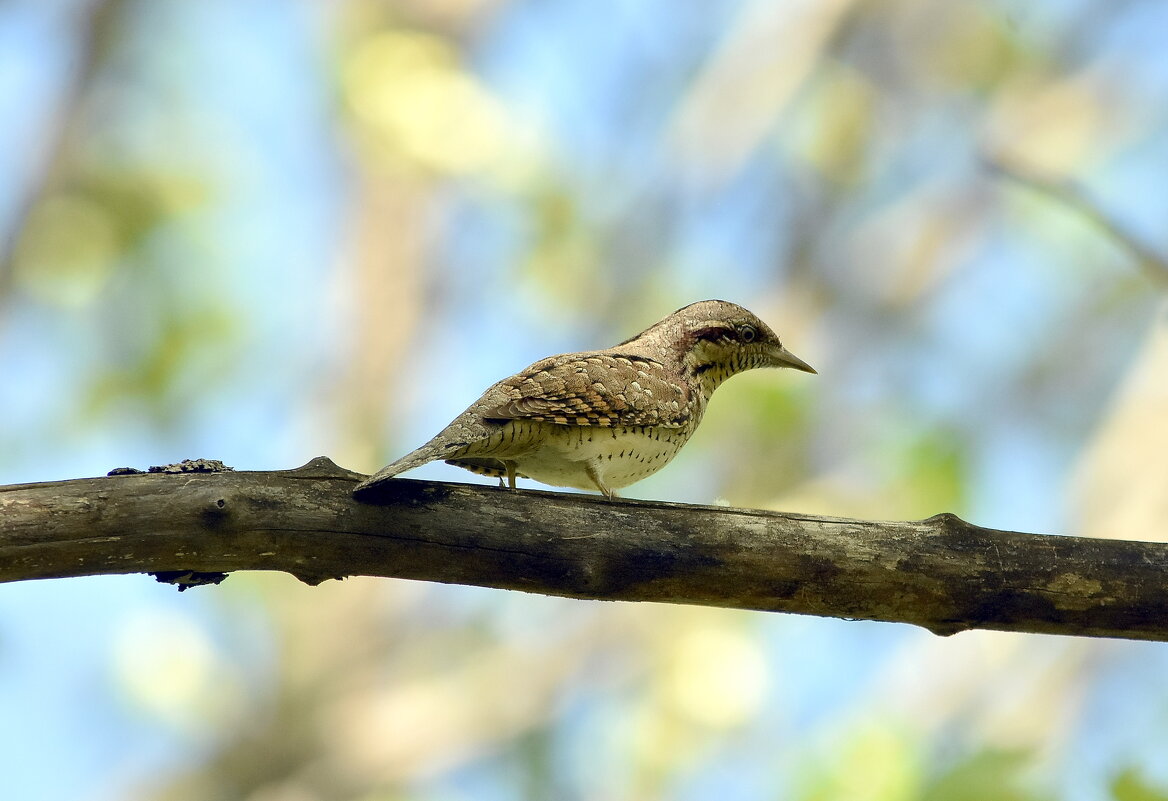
top-left (481, 354), bottom-right (690, 428)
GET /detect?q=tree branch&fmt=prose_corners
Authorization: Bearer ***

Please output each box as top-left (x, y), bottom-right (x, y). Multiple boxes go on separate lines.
top-left (2, 457), bottom-right (1166, 641)
top-left (985, 155), bottom-right (1168, 290)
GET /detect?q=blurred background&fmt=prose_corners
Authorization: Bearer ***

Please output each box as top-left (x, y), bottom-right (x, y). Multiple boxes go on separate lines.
top-left (2, 0), bottom-right (1168, 799)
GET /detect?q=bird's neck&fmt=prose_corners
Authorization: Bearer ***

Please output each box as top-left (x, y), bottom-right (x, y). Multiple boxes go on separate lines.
top-left (685, 356), bottom-right (736, 397)
top-left (621, 331), bottom-right (739, 397)
top-left (681, 338), bottom-right (746, 397)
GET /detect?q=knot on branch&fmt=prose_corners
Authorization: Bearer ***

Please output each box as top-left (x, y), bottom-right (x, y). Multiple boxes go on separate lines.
top-left (924, 512), bottom-right (974, 538)
top-left (284, 456), bottom-right (366, 482)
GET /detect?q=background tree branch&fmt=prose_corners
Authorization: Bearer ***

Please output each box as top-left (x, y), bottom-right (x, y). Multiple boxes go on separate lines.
top-left (2, 457), bottom-right (1166, 641)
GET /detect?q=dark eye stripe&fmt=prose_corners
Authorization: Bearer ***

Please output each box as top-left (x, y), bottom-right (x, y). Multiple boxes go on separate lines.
top-left (692, 324), bottom-right (734, 343)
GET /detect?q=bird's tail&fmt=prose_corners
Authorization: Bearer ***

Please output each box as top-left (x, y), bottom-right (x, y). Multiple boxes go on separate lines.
top-left (352, 421), bottom-right (489, 499)
top-left (352, 443), bottom-right (447, 498)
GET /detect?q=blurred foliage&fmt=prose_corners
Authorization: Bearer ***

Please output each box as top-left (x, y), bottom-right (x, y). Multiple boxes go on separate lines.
top-left (797, 723), bottom-right (924, 801)
top-left (1112, 769), bottom-right (1168, 801)
top-left (3, 1), bottom-right (1168, 800)
top-left (922, 749), bottom-right (1049, 801)
top-left (343, 29), bottom-right (512, 175)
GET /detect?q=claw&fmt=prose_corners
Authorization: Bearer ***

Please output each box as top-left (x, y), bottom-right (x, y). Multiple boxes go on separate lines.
top-left (585, 461), bottom-right (615, 499)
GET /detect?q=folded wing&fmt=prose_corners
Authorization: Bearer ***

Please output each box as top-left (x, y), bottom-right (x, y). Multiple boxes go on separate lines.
top-left (481, 354), bottom-right (691, 428)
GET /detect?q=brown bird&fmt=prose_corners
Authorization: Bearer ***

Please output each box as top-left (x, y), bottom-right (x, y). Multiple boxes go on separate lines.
top-left (353, 299), bottom-right (815, 499)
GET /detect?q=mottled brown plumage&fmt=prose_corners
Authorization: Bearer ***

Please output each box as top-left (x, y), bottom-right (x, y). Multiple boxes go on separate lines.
top-left (353, 300), bottom-right (815, 499)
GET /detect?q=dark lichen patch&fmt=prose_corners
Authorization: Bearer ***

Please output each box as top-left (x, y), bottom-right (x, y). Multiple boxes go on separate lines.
top-left (152, 570), bottom-right (230, 591)
top-left (964, 588), bottom-right (1062, 628)
top-left (353, 476), bottom-right (458, 507)
top-left (574, 539), bottom-right (725, 598)
top-left (149, 459), bottom-right (234, 474)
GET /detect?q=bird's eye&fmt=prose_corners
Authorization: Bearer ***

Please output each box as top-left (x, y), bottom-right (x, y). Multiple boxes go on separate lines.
top-left (739, 324), bottom-right (758, 342)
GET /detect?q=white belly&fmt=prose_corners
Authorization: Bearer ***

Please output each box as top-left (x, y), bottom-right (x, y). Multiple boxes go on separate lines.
top-left (514, 425), bottom-right (686, 491)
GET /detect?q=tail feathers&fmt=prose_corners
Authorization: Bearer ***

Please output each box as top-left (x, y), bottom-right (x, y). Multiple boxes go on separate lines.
top-left (352, 445), bottom-right (446, 498)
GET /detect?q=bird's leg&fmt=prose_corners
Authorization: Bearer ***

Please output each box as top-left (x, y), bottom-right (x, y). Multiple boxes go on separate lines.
top-left (585, 461), bottom-right (616, 499)
top-left (503, 460), bottom-right (518, 490)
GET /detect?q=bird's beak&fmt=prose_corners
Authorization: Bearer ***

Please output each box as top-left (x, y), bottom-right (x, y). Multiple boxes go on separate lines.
top-left (769, 344), bottom-right (817, 374)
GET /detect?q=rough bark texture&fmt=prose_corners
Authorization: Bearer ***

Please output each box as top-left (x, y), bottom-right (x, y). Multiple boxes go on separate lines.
top-left (2, 457), bottom-right (1166, 641)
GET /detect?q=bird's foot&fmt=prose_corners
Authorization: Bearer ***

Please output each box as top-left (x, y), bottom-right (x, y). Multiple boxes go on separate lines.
top-left (585, 462), bottom-right (616, 499)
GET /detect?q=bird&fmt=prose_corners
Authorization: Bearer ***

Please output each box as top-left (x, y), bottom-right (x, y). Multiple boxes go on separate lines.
top-left (353, 299), bottom-right (815, 500)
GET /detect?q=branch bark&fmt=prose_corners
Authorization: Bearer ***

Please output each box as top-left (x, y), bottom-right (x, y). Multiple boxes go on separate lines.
top-left (2, 457), bottom-right (1166, 641)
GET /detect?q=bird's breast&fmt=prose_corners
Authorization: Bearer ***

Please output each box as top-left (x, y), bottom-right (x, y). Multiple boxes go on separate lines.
top-left (513, 423), bottom-right (692, 491)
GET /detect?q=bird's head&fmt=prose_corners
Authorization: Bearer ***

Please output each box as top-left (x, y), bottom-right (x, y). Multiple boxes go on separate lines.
top-left (628, 299), bottom-right (815, 392)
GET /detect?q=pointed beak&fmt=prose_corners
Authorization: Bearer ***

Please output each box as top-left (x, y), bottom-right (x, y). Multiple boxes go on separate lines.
top-left (769, 344), bottom-right (817, 374)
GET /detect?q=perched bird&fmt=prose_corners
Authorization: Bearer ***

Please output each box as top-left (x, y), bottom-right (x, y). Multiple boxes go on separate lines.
top-left (353, 299), bottom-right (815, 499)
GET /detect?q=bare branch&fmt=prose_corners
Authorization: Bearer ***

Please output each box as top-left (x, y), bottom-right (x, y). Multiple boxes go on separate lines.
top-left (3, 457), bottom-right (1167, 641)
top-left (0, 0), bottom-right (129, 294)
top-left (985, 156), bottom-right (1168, 290)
